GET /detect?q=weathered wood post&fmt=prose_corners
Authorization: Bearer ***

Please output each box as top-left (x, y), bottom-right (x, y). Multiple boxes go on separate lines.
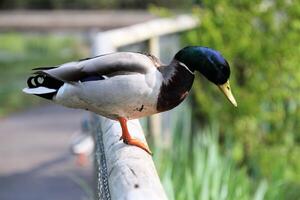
top-left (148, 36), bottom-right (162, 145)
top-left (92, 116), bottom-right (168, 200)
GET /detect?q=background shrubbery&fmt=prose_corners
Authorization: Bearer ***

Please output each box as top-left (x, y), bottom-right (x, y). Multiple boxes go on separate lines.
top-left (183, 0), bottom-right (300, 198)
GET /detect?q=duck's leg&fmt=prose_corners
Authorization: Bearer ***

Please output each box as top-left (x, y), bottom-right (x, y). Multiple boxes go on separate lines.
top-left (118, 117), bottom-right (152, 155)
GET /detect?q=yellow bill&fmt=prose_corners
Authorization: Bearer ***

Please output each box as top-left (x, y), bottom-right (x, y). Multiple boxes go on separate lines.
top-left (218, 81), bottom-right (237, 107)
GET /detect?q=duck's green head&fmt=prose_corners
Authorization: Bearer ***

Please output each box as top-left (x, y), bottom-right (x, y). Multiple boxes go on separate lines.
top-left (175, 46), bottom-right (237, 107)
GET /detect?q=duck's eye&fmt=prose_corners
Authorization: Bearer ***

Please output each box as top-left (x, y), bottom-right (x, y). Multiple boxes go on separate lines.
top-left (219, 64), bottom-right (226, 70)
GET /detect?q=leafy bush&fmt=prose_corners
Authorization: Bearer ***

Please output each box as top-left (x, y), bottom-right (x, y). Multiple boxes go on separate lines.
top-left (182, 0), bottom-right (300, 196)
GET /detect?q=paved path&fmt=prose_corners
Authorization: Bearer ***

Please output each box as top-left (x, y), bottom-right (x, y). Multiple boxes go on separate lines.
top-left (0, 104), bottom-right (94, 200)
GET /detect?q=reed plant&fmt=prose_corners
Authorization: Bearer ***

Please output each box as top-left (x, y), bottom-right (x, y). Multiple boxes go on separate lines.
top-left (153, 103), bottom-right (285, 200)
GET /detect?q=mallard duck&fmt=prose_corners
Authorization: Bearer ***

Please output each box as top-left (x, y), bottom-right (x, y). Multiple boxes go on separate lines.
top-left (23, 46), bottom-right (237, 154)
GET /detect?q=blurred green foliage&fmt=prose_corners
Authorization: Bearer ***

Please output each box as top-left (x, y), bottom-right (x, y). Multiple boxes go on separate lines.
top-left (182, 0), bottom-right (300, 197)
top-left (0, 33), bottom-right (85, 116)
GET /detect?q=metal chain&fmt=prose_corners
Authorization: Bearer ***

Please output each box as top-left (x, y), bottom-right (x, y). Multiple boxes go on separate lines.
top-left (93, 115), bottom-right (111, 200)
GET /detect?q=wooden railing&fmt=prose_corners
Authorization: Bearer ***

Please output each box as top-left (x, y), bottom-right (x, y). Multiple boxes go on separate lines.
top-left (91, 15), bottom-right (199, 200)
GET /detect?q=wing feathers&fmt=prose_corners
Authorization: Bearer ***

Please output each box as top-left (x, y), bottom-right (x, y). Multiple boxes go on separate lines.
top-left (32, 66), bottom-right (57, 71)
top-left (40, 52), bottom-right (158, 82)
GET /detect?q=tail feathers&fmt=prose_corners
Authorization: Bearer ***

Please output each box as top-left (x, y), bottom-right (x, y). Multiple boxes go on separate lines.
top-left (23, 73), bottom-right (64, 100)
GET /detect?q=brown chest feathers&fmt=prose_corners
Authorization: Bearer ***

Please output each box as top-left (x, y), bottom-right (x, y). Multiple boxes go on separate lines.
top-left (156, 64), bottom-right (194, 112)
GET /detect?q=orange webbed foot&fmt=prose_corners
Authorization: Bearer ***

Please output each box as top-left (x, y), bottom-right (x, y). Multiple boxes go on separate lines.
top-left (123, 138), bottom-right (152, 155)
top-left (118, 117), bottom-right (152, 155)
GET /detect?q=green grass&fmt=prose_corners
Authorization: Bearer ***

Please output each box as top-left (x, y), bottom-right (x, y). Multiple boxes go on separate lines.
top-left (0, 33), bottom-right (86, 116)
top-left (152, 103), bottom-right (287, 200)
